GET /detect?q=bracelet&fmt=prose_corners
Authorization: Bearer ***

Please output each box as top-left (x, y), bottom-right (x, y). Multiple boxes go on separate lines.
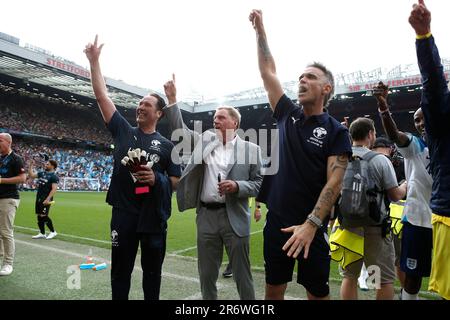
top-left (378, 108), bottom-right (391, 116)
top-left (416, 32), bottom-right (432, 40)
top-left (307, 213), bottom-right (323, 228)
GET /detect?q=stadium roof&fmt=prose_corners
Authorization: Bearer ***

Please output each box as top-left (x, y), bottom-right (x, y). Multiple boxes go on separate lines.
top-left (194, 61), bottom-right (450, 110)
top-left (0, 36), bottom-right (173, 110)
top-left (2, 32), bottom-right (450, 114)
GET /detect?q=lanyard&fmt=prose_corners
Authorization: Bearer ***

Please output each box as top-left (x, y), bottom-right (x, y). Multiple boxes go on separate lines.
top-left (0, 152), bottom-right (12, 168)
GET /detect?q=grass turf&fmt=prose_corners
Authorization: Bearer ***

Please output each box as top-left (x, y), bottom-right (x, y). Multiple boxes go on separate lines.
top-left (14, 191), bottom-right (432, 296)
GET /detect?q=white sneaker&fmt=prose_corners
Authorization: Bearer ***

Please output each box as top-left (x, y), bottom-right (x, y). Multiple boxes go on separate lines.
top-left (32, 233), bottom-right (46, 239)
top-left (0, 264), bottom-right (13, 276)
top-left (46, 231), bottom-right (57, 240)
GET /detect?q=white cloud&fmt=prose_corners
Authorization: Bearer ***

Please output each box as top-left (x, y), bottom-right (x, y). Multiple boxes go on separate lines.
top-left (2, 0), bottom-right (449, 102)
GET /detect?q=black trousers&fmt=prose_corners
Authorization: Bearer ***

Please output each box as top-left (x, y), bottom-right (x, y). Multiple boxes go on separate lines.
top-left (110, 208), bottom-right (166, 300)
top-left (35, 200), bottom-right (54, 234)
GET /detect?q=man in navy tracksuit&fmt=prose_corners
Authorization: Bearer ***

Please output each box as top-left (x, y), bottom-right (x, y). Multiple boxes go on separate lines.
top-left (84, 35), bottom-right (181, 300)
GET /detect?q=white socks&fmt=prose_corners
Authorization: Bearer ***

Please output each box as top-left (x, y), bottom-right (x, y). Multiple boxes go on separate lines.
top-left (402, 289), bottom-right (419, 300)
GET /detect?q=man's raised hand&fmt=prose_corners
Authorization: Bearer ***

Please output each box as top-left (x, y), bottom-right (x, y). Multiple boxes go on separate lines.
top-left (373, 81), bottom-right (389, 111)
top-left (409, 0), bottom-right (431, 36)
top-left (249, 9), bottom-right (264, 34)
top-left (163, 73), bottom-right (177, 105)
top-left (84, 35), bottom-right (104, 63)
top-left (341, 117), bottom-right (350, 128)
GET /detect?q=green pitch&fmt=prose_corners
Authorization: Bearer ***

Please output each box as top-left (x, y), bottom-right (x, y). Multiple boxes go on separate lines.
top-left (15, 191), bottom-right (265, 264)
top-left (13, 191), bottom-right (433, 298)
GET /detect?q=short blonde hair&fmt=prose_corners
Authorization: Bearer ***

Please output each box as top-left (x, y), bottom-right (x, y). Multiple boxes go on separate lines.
top-left (216, 106), bottom-right (241, 129)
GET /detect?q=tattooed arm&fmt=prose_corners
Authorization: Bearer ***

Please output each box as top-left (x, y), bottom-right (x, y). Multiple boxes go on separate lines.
top-left (249, 10), bottom-right (284, 110)
top-left (281, 155), bottom-right (348, 259)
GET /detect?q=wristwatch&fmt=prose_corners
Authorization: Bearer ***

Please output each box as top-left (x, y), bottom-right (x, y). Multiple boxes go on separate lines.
top-left (307, 213), bottom-right (323, 228)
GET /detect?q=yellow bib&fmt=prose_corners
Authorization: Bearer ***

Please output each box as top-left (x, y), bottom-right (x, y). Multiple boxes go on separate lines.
top-left (389, 200), bottom-right (405, 238)
top-left (330, 220), bottom-right (364, 270)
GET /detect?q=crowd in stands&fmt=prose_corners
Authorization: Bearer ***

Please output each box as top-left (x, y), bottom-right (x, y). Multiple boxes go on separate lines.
top-left (0, 86), bottom-right (112, 145)
top-left (0, 85), bottom-right (118, 191)
top-left (13, 138), bottom-right (113, 191)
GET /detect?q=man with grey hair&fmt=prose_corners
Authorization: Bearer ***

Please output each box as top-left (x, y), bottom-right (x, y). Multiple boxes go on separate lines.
top-left (0, 133), bottom-right (26, 276)
top-left (163, 74), bottom-right (263, 300)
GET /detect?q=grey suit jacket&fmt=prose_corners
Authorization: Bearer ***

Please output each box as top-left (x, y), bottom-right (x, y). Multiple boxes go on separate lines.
top-left (164, 104), bottom-right (263, 237)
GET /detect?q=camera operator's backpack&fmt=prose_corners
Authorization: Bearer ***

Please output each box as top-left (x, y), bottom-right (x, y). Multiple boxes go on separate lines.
top-left (337, 151), bottom-right (384, 228)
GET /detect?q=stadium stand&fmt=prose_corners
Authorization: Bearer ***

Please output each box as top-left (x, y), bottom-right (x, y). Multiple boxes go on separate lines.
top-left (0, 84), bottom-right (112, 145)
top-left (0, 31), bottom-right (440, 191)
top-left (13, 137), bottom-right (113, 191)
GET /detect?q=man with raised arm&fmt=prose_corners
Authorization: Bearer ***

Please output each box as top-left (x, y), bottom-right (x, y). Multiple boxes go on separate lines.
top-left (373, 81), bottom-right (432, 300)
top-left (409, 0), bottom-right (450, 300)
top-left (84, 35), bottom-right (181, 300)
top-left (249, 10), bottom-right (352, 300)
top-left (163, 75), bottom-right (262, 300)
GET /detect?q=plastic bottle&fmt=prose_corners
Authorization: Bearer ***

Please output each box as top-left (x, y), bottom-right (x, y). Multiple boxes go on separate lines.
top-left (79, 263), bottom-right (95, 270)
top-left (93, 263), bottom-right (107, 271)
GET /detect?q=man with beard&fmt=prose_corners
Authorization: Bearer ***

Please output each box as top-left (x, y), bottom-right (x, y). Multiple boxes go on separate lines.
top-left (29, 159), bottom-right (59, 240)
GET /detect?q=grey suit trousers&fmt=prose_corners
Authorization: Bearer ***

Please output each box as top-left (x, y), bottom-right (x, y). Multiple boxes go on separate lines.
top-left (196, 206), bottom-right (255, 300)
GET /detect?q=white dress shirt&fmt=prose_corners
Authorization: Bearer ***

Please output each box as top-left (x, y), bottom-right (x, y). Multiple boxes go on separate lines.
top-left (200, 136), bottom-right (237, 203)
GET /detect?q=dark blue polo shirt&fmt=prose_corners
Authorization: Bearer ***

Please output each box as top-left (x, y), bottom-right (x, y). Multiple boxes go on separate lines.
top-left (36, 171), bottom-right (59, 202)
top-left (258, 94), bottom-right (352, 226)
top-left (106, 111), bottom-right (181, 215)
top-left (0, 151), bottom-right (25, 200)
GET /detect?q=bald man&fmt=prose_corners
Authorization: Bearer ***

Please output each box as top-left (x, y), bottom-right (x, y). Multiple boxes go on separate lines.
top-left (0, 133), bottom-right (26, 276)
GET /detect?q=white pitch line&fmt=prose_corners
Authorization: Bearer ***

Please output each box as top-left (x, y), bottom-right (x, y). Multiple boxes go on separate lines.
top-left (14, 238), bottom-right (225, 288)
top-left (14, 238), bottom-right (315, 300)
top-left (15, 225), bottom-right (110, 244)
top-left (171, 246), bottom-right (198, 255)
top-left (169, 229), bottom-right (264, 255)
top-left (14, 232), bottom-right (437, 300)
top-left (183, 292), bottom-right (204, 300)
top-left (15, 239), bottom-right (109, 262)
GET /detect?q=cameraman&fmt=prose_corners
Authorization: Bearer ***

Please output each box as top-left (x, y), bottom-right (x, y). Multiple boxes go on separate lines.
top-left (372, 137), bottom-right (407, 292)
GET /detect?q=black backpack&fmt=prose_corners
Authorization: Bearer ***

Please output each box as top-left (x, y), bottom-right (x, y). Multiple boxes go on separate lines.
top-left (337, 151), bottom-right (384, 228)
